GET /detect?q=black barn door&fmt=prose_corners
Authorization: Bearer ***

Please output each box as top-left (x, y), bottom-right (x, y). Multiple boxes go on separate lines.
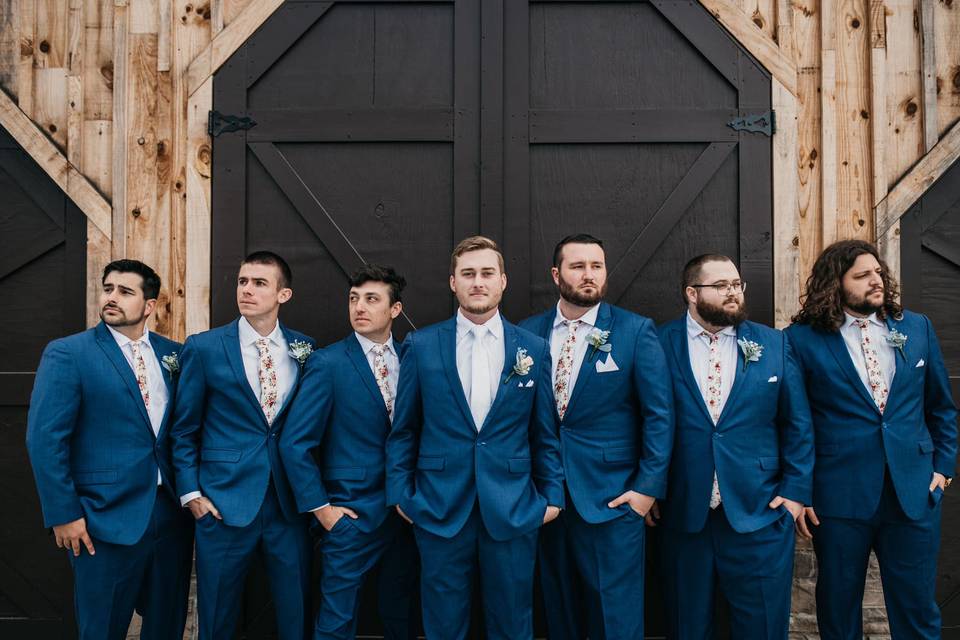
top-left (899, 158), bottom-right (960, 637)
top-left (211, 0), bottom-right (773, 636)
top-left (0, 126), bottom-right (87, 637)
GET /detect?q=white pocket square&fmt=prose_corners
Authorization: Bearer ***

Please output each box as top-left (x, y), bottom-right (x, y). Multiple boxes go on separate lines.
top-left (518, 379), bottom-right (535, 388)
top-left (595, 355), bottom-right (620, 373)
top-left (525, 379), bottom-right (535, 387)
top-left (767, 376), bottom-right (778, 383)
top-left (916, 359), bottom-right (925, 368)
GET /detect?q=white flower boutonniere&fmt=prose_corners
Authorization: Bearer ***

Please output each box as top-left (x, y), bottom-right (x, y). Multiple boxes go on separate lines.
top-left (504, 347), bottom-right (534, 384)
top-left (737, 338), bottom-right (763, 372)
top-left (885, 329), bottom-right (907, 359)
top-left (288, 340), bottom-right (314, 367)
top-left (586, 329), bottom-right (612, 361)
top-left (161, 353), bottom-right (180, 375)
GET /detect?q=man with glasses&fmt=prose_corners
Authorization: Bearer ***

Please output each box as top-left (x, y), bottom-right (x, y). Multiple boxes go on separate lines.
top-left (651, 253), bottom-right (813, 639)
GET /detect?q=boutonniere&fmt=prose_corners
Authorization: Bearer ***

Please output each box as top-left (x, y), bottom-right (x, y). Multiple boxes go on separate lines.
top-left (503, 347), bottom-right (534, 384)
top-left (885, 329), bottom-right (907, 359)
top-left (737, 338), bottom-right (763, 371)
top-left (288, 340), bottom-right (314, 367)
top-left (161, 353), bottom-right (180, 375)
top-left (586, 329), bottom-right (612, 361)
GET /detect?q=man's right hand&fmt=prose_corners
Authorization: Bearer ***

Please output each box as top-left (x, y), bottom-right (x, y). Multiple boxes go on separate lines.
top-left (186, 496), bottom-right (222, 521)
top-left (314, 505), bottom-right (359, 531)
top-left (53, 517), bottom-right (95, 557)
top-left (796, 506), bottom-right (820, 539)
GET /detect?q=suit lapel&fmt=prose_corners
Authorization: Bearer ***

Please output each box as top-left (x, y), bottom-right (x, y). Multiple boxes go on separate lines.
top-left (222, 320), bottom-right (271, 428)
top-left (95, 322), bottom-right (154, 436)
top-left (439, 318), bottom-right (477, 430)
top-left (273, 323), bottom-right (306, 424)
top-left (565, 302), bottom-right (612, 419)
top-left (149, 333), bottom-right (176, 438)
top-left (481, 322), bottom-right (519, 429)
top-left (822, 329), bottom-right (881, 415)
top-left (716, 322), bottom-right (750, 427)
top-left (345, 335), bottom-right (390, 417)
top-left (667, 323), bottom-right (714, 425)
top-left (883, 315), bottom-right (908, 411)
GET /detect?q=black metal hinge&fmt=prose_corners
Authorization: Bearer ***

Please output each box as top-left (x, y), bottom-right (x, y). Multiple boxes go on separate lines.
top-left (727, 110), bottom-right (775, 136)
top-left (208, 110), bottom-right (257, 137)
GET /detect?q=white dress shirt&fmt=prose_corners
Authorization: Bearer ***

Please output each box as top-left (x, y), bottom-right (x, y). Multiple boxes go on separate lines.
top-left (455, 309), bottom-right (505, 423)
top-left (550, 301), bottom-right (601, 394)
top-left (354, 332), bottom-right (400, 401)
top-left (686, 312), bottom-right (738, 419)
top-left (839, 312), bottom-right (896, 393)
top-left (106, 324), bottom-right (167, 485)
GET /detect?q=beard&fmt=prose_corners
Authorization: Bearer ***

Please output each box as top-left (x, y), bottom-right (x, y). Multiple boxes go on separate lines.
top-left (460, 289), bottom-right (502, 315)
top-left (843, 288), bottom-right (884, 316)
top-left (696, 296), bottom-right (747, 327)
top-left (558, 276), bottom-right (606, 307)
top-left (100, 305), bottom-right (145, 327)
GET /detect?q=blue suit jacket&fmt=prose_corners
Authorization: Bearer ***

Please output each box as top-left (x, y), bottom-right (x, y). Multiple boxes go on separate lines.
top-left (785, 310), bottom-right (958, 521)
top-left (385, 314), bottom-right (564, 541)
top-left (657, 318), bottom-right (814, 533)
top-left (280, 334), bottom-right (402, 533)
top-left (519, 303), bottom-right (674, 523)
top-left (169, 318), bottom-right (314, 527)
top-left (26, 322), bottom-right (181, 545)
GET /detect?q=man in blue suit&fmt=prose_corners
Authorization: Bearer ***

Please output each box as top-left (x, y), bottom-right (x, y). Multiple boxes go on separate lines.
top-left (281, 263), bottom-right (418, 639)
top-left (788, 240), bottom-right (957, 639)
top-left (653, 253), bottom-right (813, 639)
top-left (170, 251), bottom-right (315, 640)
top-left (386, 235), bottom-right (564, 640)
top-left (27, 259), bottom-right (193, 639)
top-left (520, 234), bottom-right (674, 639)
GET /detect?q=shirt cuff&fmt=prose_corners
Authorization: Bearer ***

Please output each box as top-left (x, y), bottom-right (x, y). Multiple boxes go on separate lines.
top-left (180, 491), bottom-right (202, 507)
top-left (308, 503), bottom-right (330, 512)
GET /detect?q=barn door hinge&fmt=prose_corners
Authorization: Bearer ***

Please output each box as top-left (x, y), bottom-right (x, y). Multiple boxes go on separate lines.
top-left (208, 110), bottom-right (257, 137)
top-left (727, 110), bottom-right (775, 136)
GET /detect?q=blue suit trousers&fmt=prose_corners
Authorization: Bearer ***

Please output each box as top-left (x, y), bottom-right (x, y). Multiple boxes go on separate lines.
top-left (69, 488), bottom-right (193, 640)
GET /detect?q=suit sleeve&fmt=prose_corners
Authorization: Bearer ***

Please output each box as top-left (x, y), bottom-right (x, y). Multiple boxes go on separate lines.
top-left (279, 351), bottom-right (334, 512)
top-left (25, 341), bottom-right (85, 528)
top-left (531, 339), bottom-right (564, 508)
top-left (169, 336), bottom-right (206, 499)
top-left (775, 335), bottom-right (815, 504)
top-left (386, 335), bottom-right (423, 506)
top-left (631, 318), bottom-right (675, 499)
top-left (922, 315), bottom-right (958, 478)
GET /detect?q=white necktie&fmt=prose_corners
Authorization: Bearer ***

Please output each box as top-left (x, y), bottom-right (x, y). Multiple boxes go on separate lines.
top-left (470, 325), bottom-right (492, 430)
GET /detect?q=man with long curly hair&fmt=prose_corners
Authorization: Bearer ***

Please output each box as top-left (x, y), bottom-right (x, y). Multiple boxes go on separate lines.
top-left (786, 239), bottom-right (957, 639)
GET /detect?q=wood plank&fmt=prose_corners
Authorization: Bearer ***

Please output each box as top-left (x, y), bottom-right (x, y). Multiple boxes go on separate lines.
top-left (67, 73), bottom-right (82, 165)
top-left (821, 46), bottom-right (838, 247)
top-left (528, 109), bottom-right (739, 143)
top-left (185, 76), bottom-right (211, 335)
top-left (934, 0), bottom-right (960, 135)
top-left (695, 0), bottom-right (798, 95)
top-left (35, 0), bottom-right (68, 68)
top-left (884, 0), bottom-right (924, 186)
top-left (0, 0), bottom-right (16, 96)
top-left (157, 0), bottom-right (170, 70)
top-left (773, 78), bottom-right (800, 327)
top-left (0, 88), bottom-right (111, 237)
top-left (241, 2), bottom-right (331, 90)
top-left (16, 0), bottom-right (36, 117)
top-left (480, 0), bottom-right (504, 240)
top-left (67, 0), bottom-right (83, 74)
top-left (81, 118), bottom-right (111, 194)
top-left (876, 118), bottom-right (960, 235)
top-left (112, 1), bottom-right (128, 256)
top-left (869, 0), bottom-right (894, 280)
top-left (793, 0), bottom-right (822, 284)
top-left (184, 0), bottom-right (283, 97)
top-left (82, 19), bottom-right (113, 120)
top-left (129, 0), bottom-right (159, 34)
top-left (33, 66), bottom-right (68, 149)
top-left (211, 0), bottom-right (224, 35)
top-left (86, 222), bottom-right (111, 326)
top-left (245, 108), bottom-right (455, 142)
top-left (919, 0), bottom-right (937, 152)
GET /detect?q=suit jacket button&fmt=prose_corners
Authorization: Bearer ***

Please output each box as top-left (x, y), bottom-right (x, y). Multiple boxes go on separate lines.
top-left (881, 423), bottom-right (887, 429)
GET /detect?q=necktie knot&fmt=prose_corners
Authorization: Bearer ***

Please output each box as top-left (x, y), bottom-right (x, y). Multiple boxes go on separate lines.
top-left (701, 331), bottom-right (720, 343)
top-left (256, 337), bottom-right (270, 352)
top-left (563, 319), bottom-right (581, 333)
top-left (854, 318), bottom-right (869, 330)
top-left (373, 343), bottom-right (386, 356)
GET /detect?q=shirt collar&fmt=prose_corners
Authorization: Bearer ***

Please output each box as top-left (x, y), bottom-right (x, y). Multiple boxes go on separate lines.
top-left (456, 308), bottom-right (504, 341)
top-left (552, 301), bottom-right (601, 329)
top-left (239, 316), bottom-right (284, 347)
top-left (686, 311), bottom-right (737, 340)
top-left (106, 323), bottom-right (151, 349)
top-left (843, 312), bottom-right (884, 330)
top-left (354, 332), bottom-right (396, 356)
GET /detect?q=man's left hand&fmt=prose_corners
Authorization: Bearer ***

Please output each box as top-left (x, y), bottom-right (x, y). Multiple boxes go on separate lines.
top-left (543, 505), bottom-right (561, 524)
top-left (768, 495), bottom-right (804, 520)
top-left (608, 490), bottom-right (655, 517)
top-left (930, 472), bottom-right (948, 492)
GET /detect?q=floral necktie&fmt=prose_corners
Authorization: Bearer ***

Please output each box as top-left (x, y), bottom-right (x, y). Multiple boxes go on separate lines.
top-left (855, 318), bottom-right (888, 413)
top-left (256, 338), bottom-right (279, 424)
top-left (372, 344), bottom-right (394, 419)
top-left (130, 341), bottom-right (150, 409)
top-left (702, 331), bottom-right (722, 509)
top-left (554, 320), bottom-right (581, 420)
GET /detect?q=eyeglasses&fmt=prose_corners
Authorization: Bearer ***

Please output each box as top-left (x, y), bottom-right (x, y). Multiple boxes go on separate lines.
top-left (690, 281), bottom-right (747, 294)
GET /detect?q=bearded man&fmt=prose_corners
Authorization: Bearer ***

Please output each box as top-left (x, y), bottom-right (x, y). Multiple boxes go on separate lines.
top-left (786, 240), bottom-right (957, 639)
top-left (519, 234), bottom-right (674, 639)
top-left (652, 253), bottom-right (813, 639)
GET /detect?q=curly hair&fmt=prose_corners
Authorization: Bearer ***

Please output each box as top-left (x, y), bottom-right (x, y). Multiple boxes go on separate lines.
top-left (792, 240), bottom-right (902, 332)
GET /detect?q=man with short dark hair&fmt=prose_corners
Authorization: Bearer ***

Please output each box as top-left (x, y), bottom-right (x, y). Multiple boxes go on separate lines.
top-left (281, 263), bottom-right (418, 639)
top-left (387, 236), bottom-right (564, 640)
top-left (27, 259), bottom-right (193, 639)
top-left (655, 253), bottom-right (813, 639)
top-left (171, 251), bottom-right (315, 640)
top-left (787, 240), bottom-right (957, 639)
top-left (520, 234), bottom-right (674, 639)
